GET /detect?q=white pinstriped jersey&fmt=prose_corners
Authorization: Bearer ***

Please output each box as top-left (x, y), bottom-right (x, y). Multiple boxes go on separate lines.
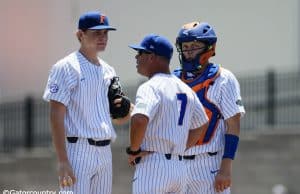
top-left (43, 51), bottom-right (117, 140)
top-left (131, 73), bottom-right (208, 155)
top-left (184, 68), bottom-right (245, 155)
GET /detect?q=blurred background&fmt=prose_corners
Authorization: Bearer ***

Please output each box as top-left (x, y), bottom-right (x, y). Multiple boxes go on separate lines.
top-left (0, 0), bottom-right (299, 194)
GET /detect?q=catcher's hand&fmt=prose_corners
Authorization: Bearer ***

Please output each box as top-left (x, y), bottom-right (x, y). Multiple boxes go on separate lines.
top-left (108, 76), bottom-right (131, 119)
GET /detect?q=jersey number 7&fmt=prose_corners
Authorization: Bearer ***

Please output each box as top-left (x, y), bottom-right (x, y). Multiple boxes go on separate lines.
top-left (177, 93), bottom-right (187, 126)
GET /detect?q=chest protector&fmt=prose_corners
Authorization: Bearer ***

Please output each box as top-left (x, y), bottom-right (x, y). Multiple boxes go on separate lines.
top-left (175, 64), bottom-right (222, 145)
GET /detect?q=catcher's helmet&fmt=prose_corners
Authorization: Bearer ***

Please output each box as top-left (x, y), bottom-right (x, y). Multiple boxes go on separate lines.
top-left (176, 22), bottom-right (217, 72)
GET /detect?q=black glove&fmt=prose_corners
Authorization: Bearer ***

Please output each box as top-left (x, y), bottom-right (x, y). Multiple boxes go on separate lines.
top-left (108, 76), bottom-right (131, 119)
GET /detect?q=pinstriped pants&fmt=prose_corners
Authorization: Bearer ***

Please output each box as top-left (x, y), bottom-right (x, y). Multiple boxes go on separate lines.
top-left (61, 138), bottom-right (112, 194)
top-left (184, 151), bottom-right (230, 194)
top-left (132, 153), bottom-right (187, 194)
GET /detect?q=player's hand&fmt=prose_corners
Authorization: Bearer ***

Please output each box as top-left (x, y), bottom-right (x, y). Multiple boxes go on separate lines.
top-left (113, 98), bottom-right (122, 108)
top-left (214, 172), bottom-right (231, 192)
top-left (58, 161), bottom-right (76, 187)
top-left (127, 151), bottom-right (151, 166)
top-left (214, 168), bottom-right (231, 192)
top-left (214, 158), bottom-right (232, 192)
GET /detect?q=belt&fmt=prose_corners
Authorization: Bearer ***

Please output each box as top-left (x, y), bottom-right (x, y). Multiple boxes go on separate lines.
top-left (183, 152), bottom-right (218, 160)
top-left (134, 153), bottom-right (182, 165)
top-left (66, 137), bottom-right (111, 147)
top-left (165, 154), bottom-right (182, 161)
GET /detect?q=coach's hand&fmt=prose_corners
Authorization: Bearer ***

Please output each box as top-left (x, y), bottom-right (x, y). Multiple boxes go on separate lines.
top-left (58, 161), bottom-right (76, 187)
top-left (214, 159), bottom-right (232, 192)
top-left (127, 151), bottom-right (151, 166)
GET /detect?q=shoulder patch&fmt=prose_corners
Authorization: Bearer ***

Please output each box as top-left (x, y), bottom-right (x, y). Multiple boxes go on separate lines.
top-left (50, 84), bottom-right (59, 93)
top-left (236, 99), bottom-right (243, 106)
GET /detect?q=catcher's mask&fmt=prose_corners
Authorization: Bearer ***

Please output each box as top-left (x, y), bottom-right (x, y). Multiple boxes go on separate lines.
top-left (176, 21), bottom-right (217, 72)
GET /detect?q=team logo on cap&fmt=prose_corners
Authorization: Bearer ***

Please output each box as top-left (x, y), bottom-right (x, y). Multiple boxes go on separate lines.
top-left (100, 15), bottom-right (106, 24)
top-left (50, 84), bottom-right (59, 93)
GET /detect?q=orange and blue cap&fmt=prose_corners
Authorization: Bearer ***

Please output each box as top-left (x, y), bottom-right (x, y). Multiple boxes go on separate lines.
top-left (78, 11), bottom-right (116, 31)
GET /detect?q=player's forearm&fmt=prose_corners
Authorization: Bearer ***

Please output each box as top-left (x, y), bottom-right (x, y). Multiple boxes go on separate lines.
top-left (186, 122), bottom-right (208, 149)
top-left (225, 113), bottom-right (241, 136)
top-left (51, 123), bottom-right (68, 162)
top-left (130, 114), bottom-right (149, 151)
top-left (219, 158), bottom-right (232, 175)
top-left (222, 113), bottom-right (241, 161)
top-left (50, 101), bottom-right (68, 162)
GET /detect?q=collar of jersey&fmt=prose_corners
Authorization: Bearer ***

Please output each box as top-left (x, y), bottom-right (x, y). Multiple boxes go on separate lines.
top-left (76, 51), bottom-right (102, 67)
top-left (186, 63), bottom-right (220, 88)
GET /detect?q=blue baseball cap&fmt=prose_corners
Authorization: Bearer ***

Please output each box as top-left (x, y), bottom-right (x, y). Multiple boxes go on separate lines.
top-left (129, 34), bottom-right (173, 60)
top-left (78, 11), bottom-right (116, 31)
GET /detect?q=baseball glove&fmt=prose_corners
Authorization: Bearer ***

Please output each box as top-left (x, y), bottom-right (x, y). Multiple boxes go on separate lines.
top-left (108, 76), bottom-right (131, 119)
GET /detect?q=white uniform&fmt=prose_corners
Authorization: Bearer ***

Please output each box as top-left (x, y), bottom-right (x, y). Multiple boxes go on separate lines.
top-left (176, 66), bottom-right (245, 194)
top-left (43, 51), bottom-right (116, 194)
top-left (131, 73), bottom-right (208, 194)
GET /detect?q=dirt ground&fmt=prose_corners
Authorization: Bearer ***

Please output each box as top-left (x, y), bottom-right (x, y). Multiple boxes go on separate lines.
top-left (1, 129), bottom-right (299, 194)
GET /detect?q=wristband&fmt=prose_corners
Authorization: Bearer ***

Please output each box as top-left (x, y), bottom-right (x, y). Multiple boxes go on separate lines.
top-left (223, 134), bottom-right (239, 160)
top-left (126, 146), bottom-right (141, 155)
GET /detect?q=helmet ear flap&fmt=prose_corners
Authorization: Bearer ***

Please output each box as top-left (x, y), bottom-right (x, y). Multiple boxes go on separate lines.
top-left (175, 41), bottom-right (181, 53)
top-left (210, 44), bottom-right (216, 56)
top-left (199, 44), bottom-right (216, 65)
